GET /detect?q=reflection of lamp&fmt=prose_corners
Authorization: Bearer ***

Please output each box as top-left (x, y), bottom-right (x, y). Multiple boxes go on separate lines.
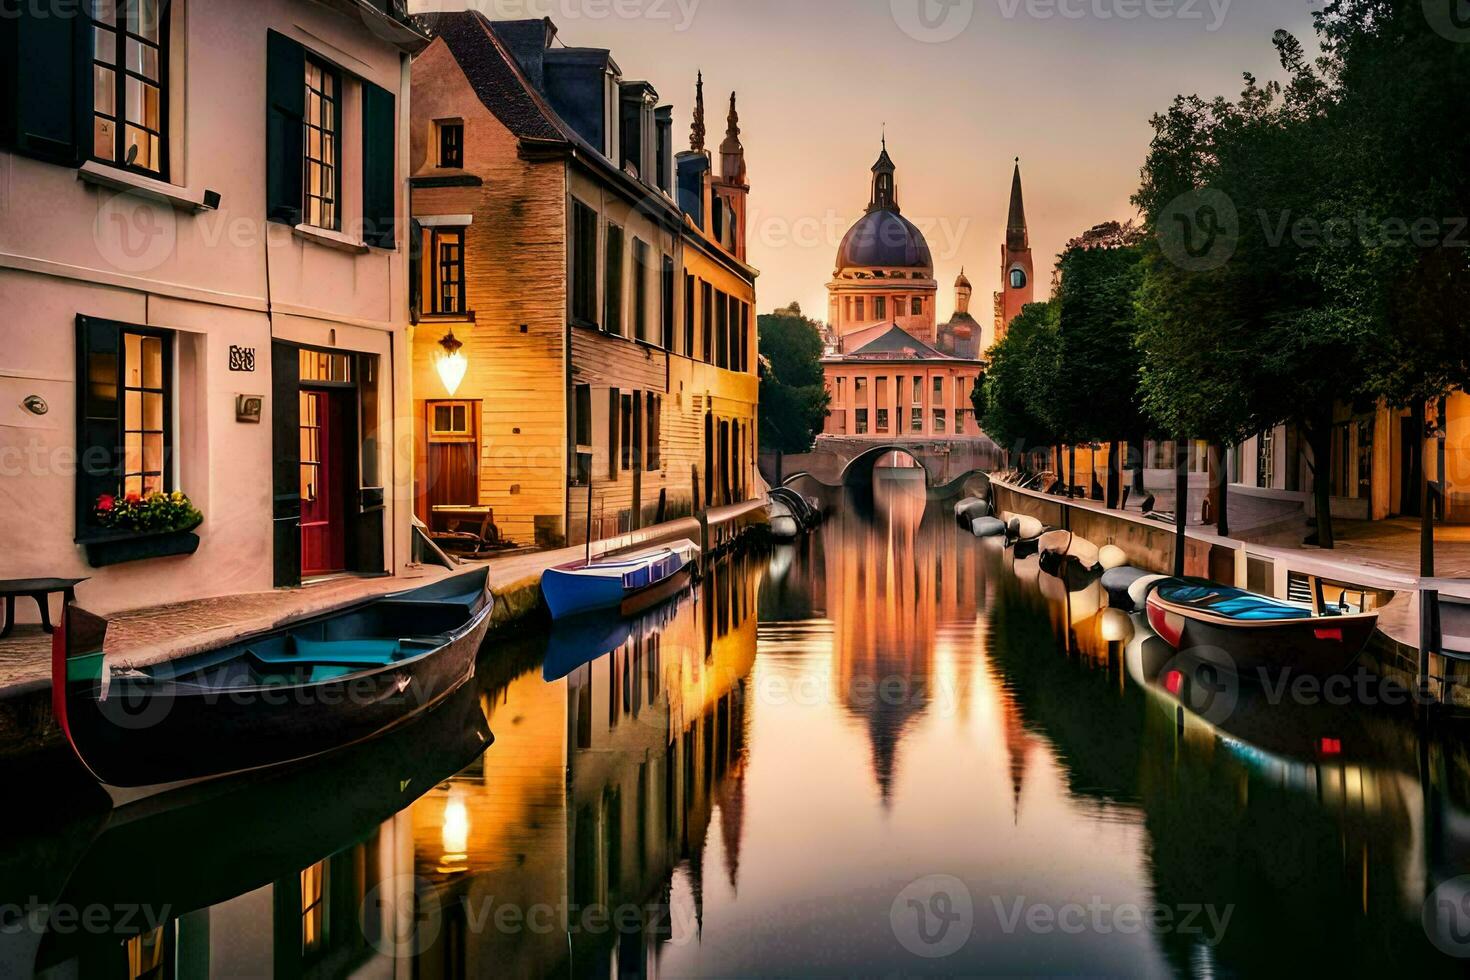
top-left (438, 791), bottom-right (470, 875)
top-left (435, 330), bottom-right (468, 396)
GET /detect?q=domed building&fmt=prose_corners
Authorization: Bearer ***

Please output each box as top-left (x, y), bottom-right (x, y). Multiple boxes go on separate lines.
top-left (821, 142), bottom-right (987, 443)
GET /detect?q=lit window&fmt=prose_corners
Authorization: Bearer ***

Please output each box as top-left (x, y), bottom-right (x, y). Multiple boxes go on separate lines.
top-left (303, 58), bottom-right (340, 229)
top-left (121, 331), bottom-right (167, 498)
top-left (301, 860), bottom-right (326, 954)
top-left (422, 228), bottom-right (466, 315)
top-left (89, 0), bottom-right (166, 175)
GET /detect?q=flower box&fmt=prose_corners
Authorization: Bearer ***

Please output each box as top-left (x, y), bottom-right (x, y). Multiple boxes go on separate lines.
top-left (80, 519), bottom-right (204, 568)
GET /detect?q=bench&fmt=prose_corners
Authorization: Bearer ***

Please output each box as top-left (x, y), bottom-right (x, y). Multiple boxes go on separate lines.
top-left (0, 578), bottom-right (87, 638)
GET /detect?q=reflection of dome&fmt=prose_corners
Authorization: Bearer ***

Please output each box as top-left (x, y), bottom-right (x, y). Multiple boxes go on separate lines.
top-left (836, 210), bottom-right (933, 271)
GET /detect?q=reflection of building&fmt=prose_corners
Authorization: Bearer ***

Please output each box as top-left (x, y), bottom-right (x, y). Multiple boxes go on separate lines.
top-left (1, 1), bottom-right (427, 610)
top-left (408, 554), bottom-right (762, 977)
top-left (408, 14), bottom-right (758, 549)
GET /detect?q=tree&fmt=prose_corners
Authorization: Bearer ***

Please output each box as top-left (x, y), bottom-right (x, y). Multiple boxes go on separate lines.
top-left (979, 302), bottom-right (1063, 474)
top-left (757, 304), bottom-right (830, 478)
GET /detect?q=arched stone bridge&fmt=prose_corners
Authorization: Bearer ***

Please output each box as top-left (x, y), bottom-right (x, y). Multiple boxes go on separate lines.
top-left (760, 437), bottom-right (1002, 490)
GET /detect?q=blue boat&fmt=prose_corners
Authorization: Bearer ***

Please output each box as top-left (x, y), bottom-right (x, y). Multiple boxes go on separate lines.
top-left (541, 540), bottom-right (700, 620)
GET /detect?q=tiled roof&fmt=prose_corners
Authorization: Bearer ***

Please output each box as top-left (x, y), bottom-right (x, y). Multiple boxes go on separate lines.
top-left (422, 12), bottom-right (567, 144)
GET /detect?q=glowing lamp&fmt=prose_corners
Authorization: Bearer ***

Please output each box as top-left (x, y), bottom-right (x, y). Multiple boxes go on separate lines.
top-left (435, 330), bottom-right (468, 396)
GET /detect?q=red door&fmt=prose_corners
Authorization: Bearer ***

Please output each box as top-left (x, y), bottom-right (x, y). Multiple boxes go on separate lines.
top-left (300, 389), bottom-right (347, 576)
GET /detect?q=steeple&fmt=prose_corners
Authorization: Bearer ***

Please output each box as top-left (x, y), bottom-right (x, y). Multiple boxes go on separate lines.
top-left (868, 136), bottom-right (899, 214)
top-left (1006, 158), bottom-right (1028, 251)
top-left (955, 267), bottom-right (972, 316)
top-left (720, 91), bottom-right (745, 183)
top-left (690, 70), bottom-right (706, 153)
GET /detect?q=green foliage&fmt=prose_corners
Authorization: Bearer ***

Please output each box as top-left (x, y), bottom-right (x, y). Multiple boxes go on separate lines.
top-left (757, 304), bottom-right (830, 454)
top-left (979, 302), bottom-right (1062, 453)
top-left (94, 491), bottom-right (204, 534)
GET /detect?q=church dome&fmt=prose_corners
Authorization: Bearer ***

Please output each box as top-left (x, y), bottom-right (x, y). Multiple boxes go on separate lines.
top-left (836, 209), bottom-right (933, 272)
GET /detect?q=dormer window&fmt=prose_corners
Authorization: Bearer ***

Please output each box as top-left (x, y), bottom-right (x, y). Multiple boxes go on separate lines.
top-left (1010, 267), bottom-right (1027, 289)
top-left (438, 120), bottom-right (463, 168)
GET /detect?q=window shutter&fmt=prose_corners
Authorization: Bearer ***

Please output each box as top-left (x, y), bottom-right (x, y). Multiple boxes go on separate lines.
top-left (74, 317), bottom-right (123, 536)
top-left (10, 8), bottom-right (87, 164)
top-left (362, 82), bottom-right (397, 249)
top-left (408, 218), bottom-right (423, 318)
top-left (271, 342), bottom-right (302, 587)
top-left (266, 31), bottom-right (306, 225)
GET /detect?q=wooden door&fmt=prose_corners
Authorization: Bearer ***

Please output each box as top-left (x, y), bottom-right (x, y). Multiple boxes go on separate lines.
top-left (300, 389), bottom-right (347, 575)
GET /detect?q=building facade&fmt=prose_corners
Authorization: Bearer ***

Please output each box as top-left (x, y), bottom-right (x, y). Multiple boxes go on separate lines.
top-left (0, 0), bottom-right (426, 615)
top-left (408, 14), bottom-right (757, 550)
top-left (819, 145), bottom-right (985, 443)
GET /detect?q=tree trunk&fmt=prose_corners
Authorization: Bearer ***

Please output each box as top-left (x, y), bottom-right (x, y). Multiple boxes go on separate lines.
top-left (1174, 440), bottom-right (1188, 577)
top-left (1305, 421), bottom-right (1336, 550)
top-left (1218, 444), bottom-right (1231, 539)
top-left (1106, 439), bottom-right (1120, 509)
top-left (1131, 439), bottom-right (1146, 493)
top-left (1068, 445), bottom-right (1077, 499)
top-left (775, 449), bottom-right (784, 487)
top-left (1414, 400), bottom-right (1435, 577)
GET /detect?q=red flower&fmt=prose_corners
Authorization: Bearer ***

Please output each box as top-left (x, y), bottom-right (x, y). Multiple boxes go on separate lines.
top-left (97, 494), bottom-right (115, 512)
top-left (125, 493), bottom-right (141, 504)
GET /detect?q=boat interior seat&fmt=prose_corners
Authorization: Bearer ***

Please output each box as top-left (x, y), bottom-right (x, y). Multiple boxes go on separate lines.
top-left (245, 636), bottom-right (441, 673)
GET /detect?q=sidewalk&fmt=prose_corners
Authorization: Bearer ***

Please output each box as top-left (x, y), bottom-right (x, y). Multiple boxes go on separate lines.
top-left (0, 500), bottom-right (768, 756)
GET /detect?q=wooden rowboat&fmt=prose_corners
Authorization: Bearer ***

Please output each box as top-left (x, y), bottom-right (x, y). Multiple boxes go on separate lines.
top-left (541, 540), bottom-right (700, 620)
top-left (53, 568), bottom-right (495, 796)
top-left (1145, 579), bottom-right (1378, 679)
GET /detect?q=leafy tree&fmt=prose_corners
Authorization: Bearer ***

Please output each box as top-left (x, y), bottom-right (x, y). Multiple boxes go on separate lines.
top-left (979, 301), bottom-right (1062, 472)
top-left (757, 304), bottom-right (830, 470)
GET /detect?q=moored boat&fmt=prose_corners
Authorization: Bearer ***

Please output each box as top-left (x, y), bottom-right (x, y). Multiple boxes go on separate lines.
top-left (541, 540), bottom-right (700, 620)
top-left (53, 568), bottom-right (496, 795)
top-left (1145, 579), bottom-right (1379, 679)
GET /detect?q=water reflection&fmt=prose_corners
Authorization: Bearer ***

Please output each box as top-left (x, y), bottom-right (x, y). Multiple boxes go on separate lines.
top-left (9, 476), bottom-right (1470, 977)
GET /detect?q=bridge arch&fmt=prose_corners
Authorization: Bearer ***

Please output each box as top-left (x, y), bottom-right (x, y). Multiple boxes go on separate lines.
top-left (839, 445), bottom-right (935, 487)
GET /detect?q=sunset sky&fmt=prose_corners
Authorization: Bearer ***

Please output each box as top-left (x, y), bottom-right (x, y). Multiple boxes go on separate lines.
top-left (414, 0), bottom-right (1321, 323)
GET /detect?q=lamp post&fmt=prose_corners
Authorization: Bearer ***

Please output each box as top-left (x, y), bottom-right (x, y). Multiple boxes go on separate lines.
top-left (435, 330), bottom-right (468, 397)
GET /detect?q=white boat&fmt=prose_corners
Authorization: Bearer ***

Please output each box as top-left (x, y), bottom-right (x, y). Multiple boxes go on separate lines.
top-left (541, 540), bottom-right (700, 620)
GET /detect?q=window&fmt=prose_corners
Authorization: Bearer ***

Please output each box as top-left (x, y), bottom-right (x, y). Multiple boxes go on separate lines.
top-left (874, 296), bottom-right (887, 320)
top-left (125, 924), bottom-right (174, 979)
top-left (121, 330), bottom-right (169, 498)
top-left (299, 390), bottom-right (321, 503)
top-left (437, 120), bottom-right (463, 168)
top-left (605, 223), bottom-right (625, 335)
top-left (933, 409), bottom-right (947, 433)
top-left (646, 393), bottom-right (662, 471)
top-left (701, 281), bottom-right (713, 363)
top-left (684, 274), bottom-right (696, 356)
top-left (855, 377), bottom-right (868, 403)
top-left (877, 408), bottom-right (890, 433)
top-left (89, 0), bottom-right (167, 175)
top-left (855, 298), bottom-right (866, 321)
top-left (955, 409), bottom-right (969, 435)
top-left (301, 861), bottom-right (327, 954)
top-left (856, 409), bottom-right (869, 435)
top-left (571, 202), bottom-right (599, 326)
top-left (912, 297), bottom-right (923, 316)
top-left (1010, 267), bottom-right (1027, 289)
top-left (608, 389), bottom-right (621, 481)
top-left (836, 378), bottom-right (846, 404)
top-left (620, 393), bottom-right (634, 470)
top-left (302, 57), bottom-right (340, 229)
top-left (1257, 431), bottom-right (1275, 487)
top-left (427, 228), bottom-right (465, 315)
top-left (911, 407), bottom-right (923, 431)
top-left (431, 402), bottom-right (471, 438)
top-left (933, 377), bottom-right (944, 408)
top-left (740, 303), bottom-right (750, 372)
top-left (715, 290), bottom-right (729, 368)
top-left (298, 349), bottom-right (352, 383)
top-left (661, 255), bottom-right (675, 350)
top-left (572, 384), bottom-right (592, 487)
top-left (913, 376), bottom-right (923, 405)
top-left (896, 376), bottom-right (906, 407)
top-left (633, 238), bottom-right (649, 341)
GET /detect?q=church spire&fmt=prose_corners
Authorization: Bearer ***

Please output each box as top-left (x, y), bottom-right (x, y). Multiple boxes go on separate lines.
top-left (868, 136), bottom-right (898, 214)
top-left (720, 91), bottom-right (746, 182)
top-left (690, 70), bottom-right (706, 153)
top-left (1007, 158), bottom-right (1028, 251)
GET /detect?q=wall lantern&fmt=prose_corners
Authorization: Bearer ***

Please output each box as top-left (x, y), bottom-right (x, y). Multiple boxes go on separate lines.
top-left (435, 330), bottom-right (468, 397)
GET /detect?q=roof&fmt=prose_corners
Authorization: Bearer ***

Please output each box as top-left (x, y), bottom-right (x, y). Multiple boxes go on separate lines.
top-left (826, 324), bottom-right (981, 363)
top-left (836, 209), bottom-right (933, 271)
top-left (423, 12), bottom-right (567, 143)
top-left (1007, 160), bottom-right (1029, 252)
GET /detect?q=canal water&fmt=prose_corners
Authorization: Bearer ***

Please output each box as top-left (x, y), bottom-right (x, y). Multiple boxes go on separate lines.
top-left (8, 473), bottom-right (1470, 977)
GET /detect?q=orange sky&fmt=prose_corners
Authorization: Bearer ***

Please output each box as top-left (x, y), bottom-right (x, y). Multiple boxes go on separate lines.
top-left (414, 0), bottom-right (1319, 324)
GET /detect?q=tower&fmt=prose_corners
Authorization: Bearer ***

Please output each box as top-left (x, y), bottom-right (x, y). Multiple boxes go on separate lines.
top-left (690, 70), bottom-right (706, 153)
top-left (868, 135), bottom-right (899, 213)
top-left (994, 158), bottom-right (1034, 342)
top-left (955, 268), bottom-right (972, 316)
top-left (712, 91), bottom-right (749, 260)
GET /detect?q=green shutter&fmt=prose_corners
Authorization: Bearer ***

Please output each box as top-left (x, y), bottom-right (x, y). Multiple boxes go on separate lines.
top-left (271, 342), bottom-right (302, 587)
top-left (266, 31), bottom-right (305, 225)
top-left (11, 7), bottom-right (87, 164)
top-left (75, 317), bottom-right (123, 537)
top-left (362, 82), bottom-right (397, 249)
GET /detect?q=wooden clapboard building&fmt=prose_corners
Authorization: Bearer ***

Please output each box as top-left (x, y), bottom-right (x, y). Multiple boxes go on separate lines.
top-left (408, 13), bottom-right (758, 549)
